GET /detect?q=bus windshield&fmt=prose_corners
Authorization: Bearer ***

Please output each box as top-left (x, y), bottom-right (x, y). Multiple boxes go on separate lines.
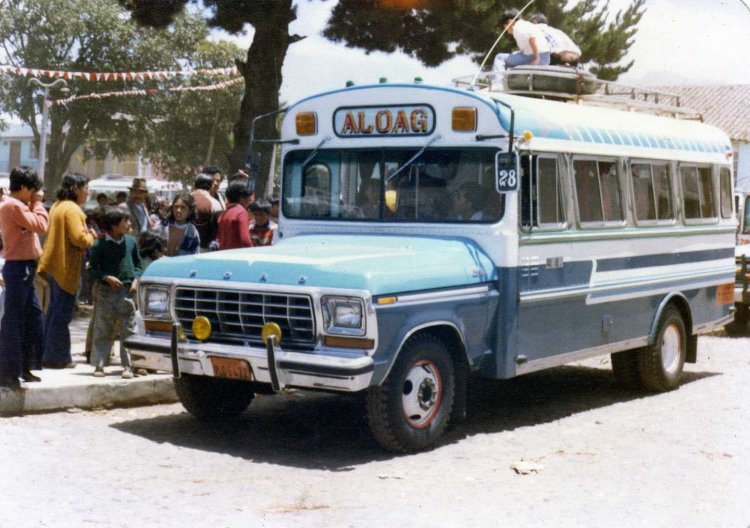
top-left (282, 148), bottom-right (504, 223)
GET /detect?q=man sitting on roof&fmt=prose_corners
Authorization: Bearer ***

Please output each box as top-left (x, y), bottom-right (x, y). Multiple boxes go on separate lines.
top-left (529, 13), bottom-right (581, 66)
top-left (499, 9), bottom-right (551, 69)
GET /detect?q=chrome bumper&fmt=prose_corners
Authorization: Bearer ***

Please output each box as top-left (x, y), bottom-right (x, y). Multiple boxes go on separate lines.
top-left (124, 335), bottom-right (375, 392)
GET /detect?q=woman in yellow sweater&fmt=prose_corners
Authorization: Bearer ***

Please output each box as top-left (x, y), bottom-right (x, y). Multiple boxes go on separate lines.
top-left (38, 174), bottom-right (96, 368)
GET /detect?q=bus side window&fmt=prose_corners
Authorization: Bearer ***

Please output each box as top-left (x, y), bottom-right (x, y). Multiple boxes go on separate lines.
top-left (681, 165), bottom-right (715, 220)
top-left (520, 154), bottom-right (535, 227)
top-left (719, 167), bottom-right (732, 219)
top-left (598, 160), bottom-right (623, 222)
top-left (653, 163), bottom-right (674, 220)
top-left (537, 157), bottom-right (565, 226)
top-left (573, 159), bottom-right (603, 223)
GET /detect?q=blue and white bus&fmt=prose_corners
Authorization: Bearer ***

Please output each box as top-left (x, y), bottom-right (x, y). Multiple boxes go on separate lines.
top-left (125, 80), bottom-right (736, 452)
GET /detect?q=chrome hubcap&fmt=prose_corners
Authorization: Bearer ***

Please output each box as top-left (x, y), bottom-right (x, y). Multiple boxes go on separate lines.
top-left (402, 359), bottom-right (442, 428)
top-left (661, 324), bottom-right (682, 374)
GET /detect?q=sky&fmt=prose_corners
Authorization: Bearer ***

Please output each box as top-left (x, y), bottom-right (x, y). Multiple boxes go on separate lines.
top-left (223, 0), bottom-right (750, 104)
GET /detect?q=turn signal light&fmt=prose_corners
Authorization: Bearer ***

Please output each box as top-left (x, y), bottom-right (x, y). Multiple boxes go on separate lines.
top-left (296, 112), bottom-right (317, 136)
top-left (452, 107), bottom-right (477, 132)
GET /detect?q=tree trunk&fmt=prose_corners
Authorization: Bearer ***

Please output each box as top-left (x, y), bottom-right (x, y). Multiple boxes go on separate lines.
top-left (229, 1), bottom-right (301, 199)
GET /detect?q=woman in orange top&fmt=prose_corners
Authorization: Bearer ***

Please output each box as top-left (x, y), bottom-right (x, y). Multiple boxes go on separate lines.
top-left (38, 174), bottom-right (96, 369)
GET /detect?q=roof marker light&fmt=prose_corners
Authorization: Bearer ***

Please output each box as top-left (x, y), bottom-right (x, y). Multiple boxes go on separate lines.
top-left (379, 77), bottom-right (388, 84)
top-left (295, 112), bottom-right (317, 136)
top-left (414, 77), bottom-right (423, 84)
top-left (452, 107), bottom-right (477, 132)
top-left (522, 130), bottom-right (534, 142)
top-left (346, 80), bottom-right (355, 87)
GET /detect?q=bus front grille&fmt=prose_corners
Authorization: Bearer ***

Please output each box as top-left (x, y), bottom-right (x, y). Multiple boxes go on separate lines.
top-left (174, 287), bottom-right (315, 346)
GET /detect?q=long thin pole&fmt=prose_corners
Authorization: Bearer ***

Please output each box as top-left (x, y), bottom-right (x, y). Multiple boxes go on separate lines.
top-left (37, 87), bottom-right (50, 185)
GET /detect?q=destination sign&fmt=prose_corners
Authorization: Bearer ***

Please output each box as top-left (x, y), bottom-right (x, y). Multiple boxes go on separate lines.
top-left (334, 105), bottom-right (435, 137)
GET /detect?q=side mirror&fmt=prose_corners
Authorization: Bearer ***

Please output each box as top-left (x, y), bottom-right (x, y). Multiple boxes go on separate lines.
top-left (495, 151), bottom-right (520, 193)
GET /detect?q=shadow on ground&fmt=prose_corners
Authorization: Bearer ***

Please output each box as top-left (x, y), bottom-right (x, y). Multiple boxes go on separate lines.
top-left (112, 365), bottom-right (718, 470)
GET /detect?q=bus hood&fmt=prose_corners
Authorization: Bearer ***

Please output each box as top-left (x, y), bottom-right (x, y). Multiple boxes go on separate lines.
top-left (143, 234), bottom-right (497, 295)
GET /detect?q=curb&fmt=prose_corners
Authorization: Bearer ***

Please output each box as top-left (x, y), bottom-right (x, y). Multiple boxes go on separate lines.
top-left (0, 369), bottom-right (178, 417)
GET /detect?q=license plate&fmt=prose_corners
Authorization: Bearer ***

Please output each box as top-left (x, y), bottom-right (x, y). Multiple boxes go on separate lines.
top-left (210, 357), bottom-right (253, 380)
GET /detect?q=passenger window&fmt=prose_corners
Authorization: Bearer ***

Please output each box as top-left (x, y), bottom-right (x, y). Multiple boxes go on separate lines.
top-left (681, 165), bottom-right (716, 220)
top-left (632, 162), bottom-right (674, 222)
top-left (632, 163), bottom-right (656, 221)
top-left (653, 164), bottom-right (674, 220)
top-left (573, 160), bottom-right (603, 223)
top-left (599, 161), bottom-right (623, 222)
top-left (719, 168), bottom-right (732, 219)
top-left (699, 167), bottom-right (715, 218)
top-left (537, 157), bottom-right (565, 226)
top-left (573, 159), bottom-right (622, 224)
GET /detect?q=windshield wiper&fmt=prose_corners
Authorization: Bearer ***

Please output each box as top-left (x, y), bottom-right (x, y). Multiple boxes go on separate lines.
top-left (301, 135), bottom-right (331, 167)
top-left (386, 134), bottom-right (442, 183)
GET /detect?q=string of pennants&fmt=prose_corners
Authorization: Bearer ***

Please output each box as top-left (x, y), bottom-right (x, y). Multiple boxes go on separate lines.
top-left (0, 64), bottom-right (239, 81)
top-left (49, 77), bottom-right (244, 107)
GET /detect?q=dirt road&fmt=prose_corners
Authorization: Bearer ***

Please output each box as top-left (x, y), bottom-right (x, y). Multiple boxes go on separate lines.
top-left (1, 335), bottom-right (747, 528)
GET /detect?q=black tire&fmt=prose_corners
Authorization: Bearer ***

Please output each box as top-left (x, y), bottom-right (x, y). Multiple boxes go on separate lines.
top-left (724, 304), bottom-right (749, 336)
top-left (175, 374), bottom-right (254, 420)
top-left (611, 350), bottom-right (641, 389)
top-left (366, 334), bottom-right (455, 453)
top-left (638, 307), bottom-right (687, 391)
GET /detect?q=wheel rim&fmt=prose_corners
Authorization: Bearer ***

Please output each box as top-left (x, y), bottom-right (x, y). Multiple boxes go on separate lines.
top-left (401, 359), bottom-right (443, 429)
top-left (661, 323), bottom-right (682, 374)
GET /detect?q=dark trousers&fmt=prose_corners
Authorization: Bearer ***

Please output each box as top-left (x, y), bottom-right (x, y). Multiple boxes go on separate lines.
top-left (42, 276), bottom-right (76, 365)
top-left (0, 260), bottom-right (44, 380)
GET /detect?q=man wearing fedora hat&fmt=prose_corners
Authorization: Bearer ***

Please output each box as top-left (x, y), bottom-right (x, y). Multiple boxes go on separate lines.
top-left (126, 178), bottom-right (152, 234)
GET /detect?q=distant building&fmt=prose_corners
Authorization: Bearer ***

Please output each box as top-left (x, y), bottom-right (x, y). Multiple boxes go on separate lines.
top-left (0, 123), bottom-right (37, 174)
top-left (655, 85), bottom-right (750, 190)
top-left (0, 122), bottom-right (153, 181)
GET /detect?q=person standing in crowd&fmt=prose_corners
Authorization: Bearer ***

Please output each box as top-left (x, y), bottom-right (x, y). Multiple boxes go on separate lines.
top-left (0, 167), bottom-right (48, 389)
top-left (205, 166), bottom-right (227, 211)
top-left (499, 9), bottom-right (551, 69)
top-left (114, 191), bottom-right (127, 207)
top-left (158, 193), bottom-right (201, 257)
top-left (191, 173), bottom-right (222, 252)
top-left (249, 200), bottom-right (277, 247)
top-left (88, 207), bottom-right (143, 378)
top-left (529, 13), bottom-right (581, 66)
top-left (217, 180), bottom-right (254, 250)
top-left (38, 173), bottom-right (96, 369)
top-left (126, 178), bottom-right (152, 234)
top-left (96, 192), bottom-right (110, 208)
top-left (137, 231), bottom-right (166, 269)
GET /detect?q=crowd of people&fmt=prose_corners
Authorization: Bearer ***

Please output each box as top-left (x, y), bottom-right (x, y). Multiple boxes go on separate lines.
top-left (0, 165), bottom-right (278, 389)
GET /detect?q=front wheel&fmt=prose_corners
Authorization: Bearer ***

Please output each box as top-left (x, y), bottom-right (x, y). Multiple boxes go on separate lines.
top-left (366, 334), bottom-right (455, 453)
top-left (638, 307), bottom-right (687, 391)
top-left (175, 374), bottom-right (254, 420)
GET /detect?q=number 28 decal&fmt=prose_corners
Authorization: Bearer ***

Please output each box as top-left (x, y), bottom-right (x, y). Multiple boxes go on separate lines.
top-left (495, 151), bottom-right (520, 193)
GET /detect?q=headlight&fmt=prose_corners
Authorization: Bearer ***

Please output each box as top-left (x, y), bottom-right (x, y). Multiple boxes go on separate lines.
top-left (142, 287), bottom-right (170, 318)
top-left (322, 296), bottom-right (365, 336)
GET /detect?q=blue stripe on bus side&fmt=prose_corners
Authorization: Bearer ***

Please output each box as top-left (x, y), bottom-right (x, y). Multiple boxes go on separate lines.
top-left (518, 247), bottom-right (733, 293)
top-left (596, 247), bottom-right (734, 272)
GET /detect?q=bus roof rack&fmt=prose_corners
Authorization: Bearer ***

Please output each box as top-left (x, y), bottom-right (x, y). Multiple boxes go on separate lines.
top-left (453, 67), bottom-right (704, 121)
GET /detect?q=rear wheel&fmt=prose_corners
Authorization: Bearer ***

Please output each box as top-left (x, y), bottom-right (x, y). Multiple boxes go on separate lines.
top-left (175, 374), bottom-right (254, 420)
top-left (366, 334), bottom-right (455, 453)
top-left (638, 307), bottom-right (687, 391)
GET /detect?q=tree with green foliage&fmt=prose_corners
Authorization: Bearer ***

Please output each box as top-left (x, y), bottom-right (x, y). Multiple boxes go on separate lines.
top-left (120, 0), bottom-right (303, 198)
top-left (0, 0), bottom-right (240, 191)
top-left (323, 0), bottom-right (646, 81)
